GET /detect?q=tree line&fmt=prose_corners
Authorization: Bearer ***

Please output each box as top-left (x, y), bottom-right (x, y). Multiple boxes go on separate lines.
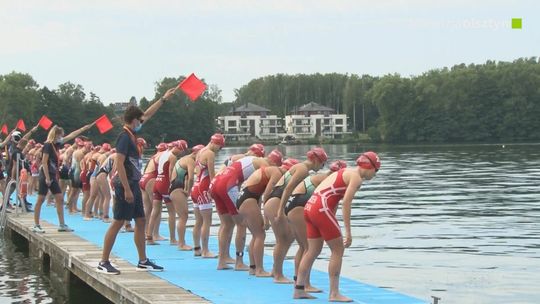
top-left (233, 57), bottom-right (540, 143)
top-left (0, 73), bottom-right (221, 146)
top-left (2, 57), bottom-right (540, 145)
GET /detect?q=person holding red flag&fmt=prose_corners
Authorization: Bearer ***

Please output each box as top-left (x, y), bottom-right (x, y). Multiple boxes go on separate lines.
top-left (32, 122), bottom-right (95, 233)
top-left (98, 88), bottom-right (176, 275)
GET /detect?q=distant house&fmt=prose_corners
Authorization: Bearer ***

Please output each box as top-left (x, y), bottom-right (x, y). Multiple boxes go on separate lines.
top-left (285, 102), bottom-right (349, 139)
top-left (217, 101), bottom-right (350, 142)
top-left (216, 103), bottom-right (283, 141)
top-left (112, 97), bottom-right (137, 116)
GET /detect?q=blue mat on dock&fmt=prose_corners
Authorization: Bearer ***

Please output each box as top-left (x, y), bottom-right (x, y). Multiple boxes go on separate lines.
top-left (27, 195), bottom-right (426, 304)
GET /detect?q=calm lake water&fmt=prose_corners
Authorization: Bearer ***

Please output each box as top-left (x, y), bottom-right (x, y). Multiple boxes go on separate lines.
top-left (1, 143), bottom-right (539, 304)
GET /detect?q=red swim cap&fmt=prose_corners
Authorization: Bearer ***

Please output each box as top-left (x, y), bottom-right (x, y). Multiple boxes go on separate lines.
top-left (156, 143), bottom-right (167, 152)
top-left (191, 144), bottom-right (205, 154)
top-left (101, 143), bottom-right (112, 152)
top-left (329, 160), bottom-right (347, 172)
top-left (137, 137), bottom-right (148, 148)
top-left (307, 147), bottom-right (328, 163)
top-left (210, 133), bottom-right (225, 147)
top-left (280, 158), bottom-right (299, 171)
top-left (249, 143), bottom-right (265, 157)
top-left (356, 151), bottom-right (380, 172)
top-left (169, 140), bottom-right (188, 152)
top-left (267, 149), bottom-right (283, 166)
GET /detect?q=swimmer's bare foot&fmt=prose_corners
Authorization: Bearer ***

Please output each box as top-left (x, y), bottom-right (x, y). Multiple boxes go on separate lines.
top-left (155, 235), bottom-right (167, 241)
top-left (255, 270), bottom-right (273, 277)
top-left (306, 285), bottom-right (323, 293)
top-left (294, 288), bottom-right (317, 300)
top-left (329, 293), bottom-right (353, 302)
top-left (224, 257), bottom-right (235, 264)
top-left (217, 262), bottom-right (233, 270)
top-left (169, 240), bottom-right (178, 245)
top-left (201, 251), bottom-right (217, 258)
top-left (274, 275), bottom-right (294, 284)
top-left (193, 246), bottom-right (202, 256)
top-left (146, 236), bottom-right (159, 245)
top-left (177, 244), bottom-right (193, 251)
top-left (249, 266), bottom-right (255, 275)
top-left (234, 262), bottom-right (250, 271)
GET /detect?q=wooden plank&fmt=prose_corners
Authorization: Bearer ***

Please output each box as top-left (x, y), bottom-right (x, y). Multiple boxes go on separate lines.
top-left (5, 213), bottom-right (209, 304)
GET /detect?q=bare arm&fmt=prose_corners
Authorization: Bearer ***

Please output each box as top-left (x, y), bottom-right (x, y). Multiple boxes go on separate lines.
top-left (186, 159), bottom-right (195, 193)
top-left (341, 172), bottom-right (361, 248)
top-left (115, 153), bottom-right (130, 193)
top-left (42, 152), bottom-right (51, 182)
top-left (207, 153), bottom-right (216, 180)
top-left (21, 124), bottom-right (39, 142)
top-left (141, 88), bottom-right (176, 122)
top-left (278, 166), bottom-right (308, 215)
top-left (168, 155), bottom-right (176, 182)
top-left (0, 132), bottom-right (13, 148)
top-left (64, 123), bottom-right (94, 143)
top-left (261, 168), bottom-right (281, 204)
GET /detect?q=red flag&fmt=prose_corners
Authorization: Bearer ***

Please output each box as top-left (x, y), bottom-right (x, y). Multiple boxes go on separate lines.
top-left (1, 124), bottom-right (7, 135)
top-left (95, 115), bottom-right (113, 134)
top-left (16, 119), bottom-right (26, 132)
top-left (178, 73), bottom-right (207, 102)
top-left (38, 115), bottom-right (53, 130)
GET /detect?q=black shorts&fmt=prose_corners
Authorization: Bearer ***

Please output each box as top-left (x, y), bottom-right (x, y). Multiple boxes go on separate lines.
top-left (284, 193), bottom-right (310, 216)
top-left (236, 187), bottom-right (262, 209)
top-left (38, 172), bottom-right (62, 196)
top-left (59, 165), bottom-right (70, 180)
top-left (113, 179), bottom-right (145, 221)
top-left (264, 184), bottom-right (285, 203)
top-left (169, 179), bottom-right (185, 193)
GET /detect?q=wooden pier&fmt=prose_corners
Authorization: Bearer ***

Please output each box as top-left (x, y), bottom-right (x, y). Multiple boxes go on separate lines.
top-left (4, 213), bottom-right (209, 304)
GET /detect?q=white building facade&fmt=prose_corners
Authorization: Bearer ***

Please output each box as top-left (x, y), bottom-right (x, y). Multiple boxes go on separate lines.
top-left (285, 102), bottom-right (350, 139)
top-left (217, 103), bottom-right (283, 141)
top-left (218, 102), bottom-right (350, 141)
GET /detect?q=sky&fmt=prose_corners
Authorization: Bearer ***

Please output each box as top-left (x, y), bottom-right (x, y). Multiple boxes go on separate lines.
top-left (0, 0), bottom-right (538, 104)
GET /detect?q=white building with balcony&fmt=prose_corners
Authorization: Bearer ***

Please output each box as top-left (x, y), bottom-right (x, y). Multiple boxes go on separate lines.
top-left (285, 102), bottom-right (350, 139)
top-left (217, 103), bottom-right (283, 141)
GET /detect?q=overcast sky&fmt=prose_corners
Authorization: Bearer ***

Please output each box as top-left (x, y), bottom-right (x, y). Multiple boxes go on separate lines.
top-left (0, 0), bottom-right (537, 104)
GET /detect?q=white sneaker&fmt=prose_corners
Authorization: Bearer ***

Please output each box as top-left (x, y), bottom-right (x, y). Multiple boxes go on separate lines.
top-left (32, 225), bottom-right (45, 233)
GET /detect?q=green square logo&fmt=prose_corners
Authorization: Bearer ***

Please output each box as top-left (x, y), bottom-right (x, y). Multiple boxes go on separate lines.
top-left (512, 18), bottom-right (522, 29)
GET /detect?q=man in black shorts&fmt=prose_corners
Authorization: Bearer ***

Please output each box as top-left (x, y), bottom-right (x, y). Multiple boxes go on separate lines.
top-left (97, 87), bottom-right (176, 275)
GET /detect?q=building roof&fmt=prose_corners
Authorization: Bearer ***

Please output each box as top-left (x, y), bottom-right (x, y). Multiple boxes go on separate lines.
top-left (294, 102), bottom-right (335, 114)
top-left (229, 102), bottom-right (271, 114)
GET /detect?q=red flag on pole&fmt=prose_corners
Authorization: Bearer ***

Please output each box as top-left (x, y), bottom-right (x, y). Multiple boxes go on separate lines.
top-left (178, 73), bottom-right (207, 102)
top-left (1, 124), bottom-right (8, 135)
top-left (95, 115), bottom-right (113, 134)
top-left (38, 115), bottom-right (53, 130)
top-left (16, 119), bottom-right (26, 132)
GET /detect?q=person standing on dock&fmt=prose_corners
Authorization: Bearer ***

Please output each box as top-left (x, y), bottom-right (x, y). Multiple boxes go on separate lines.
top-left (293, 152), bottom-right (380, 302)
top-left (32, 123), bottom-right (95, 233)
top-left (190, 133), bottom-right (224, 258)
top-left (97, 88), bottom-right (176, 275)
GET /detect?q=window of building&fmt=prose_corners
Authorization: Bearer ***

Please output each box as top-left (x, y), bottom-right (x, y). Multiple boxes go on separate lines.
top-left (336, 127), bottom-right (343, 132)
top-left (324, 119), bottom-right (330, 125)
top-left (228, 121), bottom-right (237, 127)
top-left (240, 120), bottom-right (247, 126)
top-left (335, 118), bottom-right (343, 125)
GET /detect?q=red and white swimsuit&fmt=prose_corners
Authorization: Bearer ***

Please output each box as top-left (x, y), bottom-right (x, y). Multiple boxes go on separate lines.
top-left (210, 156), bottom-right (256, 215)
top-left (304, 168), bottom-right (347, 241)
top-left (153, 150), bottom-right (173, 203)
top-left (191, 148), bottom-right (213, 210)
top-left (139, 155), bottom-right (159, 190)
